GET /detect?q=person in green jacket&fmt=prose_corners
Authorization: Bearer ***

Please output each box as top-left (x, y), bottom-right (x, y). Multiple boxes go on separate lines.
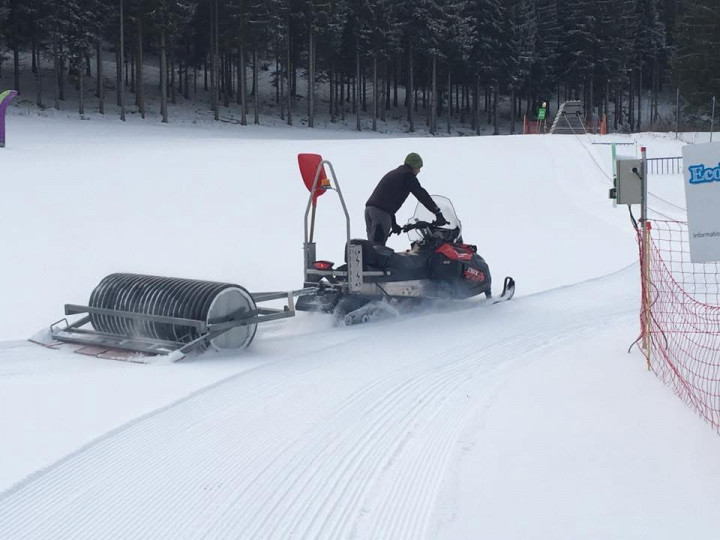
top-left (537, 101), bottom-right (547, 133)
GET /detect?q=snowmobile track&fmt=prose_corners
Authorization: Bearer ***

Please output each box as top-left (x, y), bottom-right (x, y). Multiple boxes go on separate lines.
top-left (0, 281), bottom-right (634, 540)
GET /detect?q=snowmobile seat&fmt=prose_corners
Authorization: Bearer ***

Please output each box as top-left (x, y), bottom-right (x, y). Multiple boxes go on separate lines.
top-left (343, 240), bottom-right (430, 280)
top-left (345, 239), bottom-right (394, 270)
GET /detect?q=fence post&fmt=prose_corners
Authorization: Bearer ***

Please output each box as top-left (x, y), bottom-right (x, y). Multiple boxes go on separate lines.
top-left (611, 143), bottom-right (617, 208)
top-left (711, 96), bottom-right (716, 143)
top-left (640, 146), bottom-right (651, 369)
top-left (675, 88), bottom-right (680, 140)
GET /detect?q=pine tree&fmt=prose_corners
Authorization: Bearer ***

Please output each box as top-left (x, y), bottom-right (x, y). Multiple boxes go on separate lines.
top-left (438, 0), bottom-right (474, 133)
top-left (404, 0), bottom-right (474, 133)
top-left (64, 0), bottom-right (108, 115)
top-left (265, 0), bottom-right (292, 121)
top-left (366, 0), bottom-right (399, 130)
top-left (152, 0), bottom-right (197, 121)
top-left (394, 0), bottom-right (424, 130)
top-left (0, 0), bottom-right (9, 77)
top-left (558, 0), bottom-right (598, 93)
top-left (16, 0), bottom-right (52, 106)
top-left (316, 0), bottom-right (349, 122)
top-left (468, 0), bottom-right (505, 131)
top-left (628, 0), bottom-right (665, 127)
top-left (505, 0), bottom-right (536, 132)
top-left (249, 0), bottom-right (272, 123)
top-left (533, 0), bottom-right (560, 110)
top-left (1, 0), bottom-right (36, 92)
top-left (338, 0), bottom-right (372, 130)
top-left (224, 0), bottom-right (250, 123)
top-left (0, 0), bottom-right (7, 27)
top-left (591, 0), bottom-right (631, 120)
top-left (673, 0), bottom-right (720, 106)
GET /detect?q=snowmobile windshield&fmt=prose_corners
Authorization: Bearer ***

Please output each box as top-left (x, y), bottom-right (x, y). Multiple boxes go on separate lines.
top-left (407, 196), bottom-right (461, 244)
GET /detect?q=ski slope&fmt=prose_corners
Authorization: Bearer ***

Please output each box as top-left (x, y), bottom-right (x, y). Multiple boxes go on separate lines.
top-left (1, 115), bottom-right (719, 539)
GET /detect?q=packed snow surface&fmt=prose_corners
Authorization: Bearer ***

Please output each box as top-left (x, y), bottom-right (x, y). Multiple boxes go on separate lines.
top-left (1, 114), bottom-right (719, 539)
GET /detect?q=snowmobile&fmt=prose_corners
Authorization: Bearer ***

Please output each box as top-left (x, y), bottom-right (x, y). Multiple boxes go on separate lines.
top-left (295, 154), bottom-right (515, 325)
top-left (37, 154), bottom-right (513, 363)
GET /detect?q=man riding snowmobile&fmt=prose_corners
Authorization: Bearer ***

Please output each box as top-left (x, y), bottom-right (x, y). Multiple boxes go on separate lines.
top-left (365, 153), bottom-right (449, 246)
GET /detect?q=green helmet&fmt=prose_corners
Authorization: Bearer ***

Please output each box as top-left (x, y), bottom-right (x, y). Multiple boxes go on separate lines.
top-left (404, 152), bottom-right (423, 169)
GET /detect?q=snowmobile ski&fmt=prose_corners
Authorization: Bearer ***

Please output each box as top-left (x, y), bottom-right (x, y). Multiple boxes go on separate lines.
top-left (491, 276), bottom-right (515, 304)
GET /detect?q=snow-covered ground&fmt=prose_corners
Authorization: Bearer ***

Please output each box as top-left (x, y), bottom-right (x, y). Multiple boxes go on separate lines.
top-left (1, 114), bottom-right (719, 539)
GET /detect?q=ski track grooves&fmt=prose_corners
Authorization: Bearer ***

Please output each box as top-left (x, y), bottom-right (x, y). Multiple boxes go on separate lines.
top-left (0, 289), bottom-right (633, 539)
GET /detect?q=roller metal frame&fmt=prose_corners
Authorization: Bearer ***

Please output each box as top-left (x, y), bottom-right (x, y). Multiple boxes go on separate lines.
top-left (303, 160), bottom-right (385, 292)
top-left (49, 288), bottom-right (315, 358)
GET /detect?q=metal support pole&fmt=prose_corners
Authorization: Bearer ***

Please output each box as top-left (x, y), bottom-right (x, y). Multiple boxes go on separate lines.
top-left (641, 147), bottom-right (647, 224)
top-left (302, 160), bottom-right (352, 284)
top-left (640, 146), bottom-right (651, 369)
top-left (711, 96), bottom-right (716, 143)
top-left (309, 203), bottom-right (317, 243)
top-left (611, 143), bottom-right (617, 208)
top-left (675, 88), bottom-right (680, 139)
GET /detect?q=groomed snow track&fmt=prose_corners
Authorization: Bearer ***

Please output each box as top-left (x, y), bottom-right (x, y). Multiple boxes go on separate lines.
top-left (0, 268), bottom-right (636, 540)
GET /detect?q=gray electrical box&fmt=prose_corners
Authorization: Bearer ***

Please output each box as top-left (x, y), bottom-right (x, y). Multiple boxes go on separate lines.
top-left (615, 157), bottom-right (642, 205)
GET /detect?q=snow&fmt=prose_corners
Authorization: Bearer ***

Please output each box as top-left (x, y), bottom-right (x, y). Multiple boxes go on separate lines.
top-left (1, 112), bottom-right (719, 539)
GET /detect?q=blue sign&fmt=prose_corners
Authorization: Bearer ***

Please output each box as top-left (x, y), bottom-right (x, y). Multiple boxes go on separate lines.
top-left (688, 163), bottom-right (720, 184)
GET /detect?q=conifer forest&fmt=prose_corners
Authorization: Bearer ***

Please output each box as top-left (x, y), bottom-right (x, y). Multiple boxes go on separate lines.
top-left (0, 0), bottom-right (717, 133)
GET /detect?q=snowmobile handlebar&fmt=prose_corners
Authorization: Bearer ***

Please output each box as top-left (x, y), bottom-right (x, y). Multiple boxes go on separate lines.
top-left (402, 220), bottom-right (441, 233)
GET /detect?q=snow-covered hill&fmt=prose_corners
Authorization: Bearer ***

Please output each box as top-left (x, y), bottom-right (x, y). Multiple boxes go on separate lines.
top-left (1, 115), bottom-right (718, 539)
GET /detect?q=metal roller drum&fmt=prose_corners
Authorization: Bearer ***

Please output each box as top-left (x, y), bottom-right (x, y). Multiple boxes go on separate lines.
top-left (88, 273), bottom-right (257, 351)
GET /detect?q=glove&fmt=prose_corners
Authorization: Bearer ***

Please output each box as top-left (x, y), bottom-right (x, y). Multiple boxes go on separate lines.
top-left (434, 212), bottom-right (449, 227)
top-left (392, 223), bottom-right (402, 235)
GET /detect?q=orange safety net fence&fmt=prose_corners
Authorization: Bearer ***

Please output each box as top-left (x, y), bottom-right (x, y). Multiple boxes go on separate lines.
top-left (639, 220), bottom-right (720, 430)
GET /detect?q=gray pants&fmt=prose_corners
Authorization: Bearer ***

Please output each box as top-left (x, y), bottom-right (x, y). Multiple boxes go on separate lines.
top-left (365, 206), bottom-right (393, 246)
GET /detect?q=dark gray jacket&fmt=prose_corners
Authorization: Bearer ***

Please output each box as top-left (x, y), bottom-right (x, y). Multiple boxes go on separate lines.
top-left (366, 164), bottom-right (440, 218)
